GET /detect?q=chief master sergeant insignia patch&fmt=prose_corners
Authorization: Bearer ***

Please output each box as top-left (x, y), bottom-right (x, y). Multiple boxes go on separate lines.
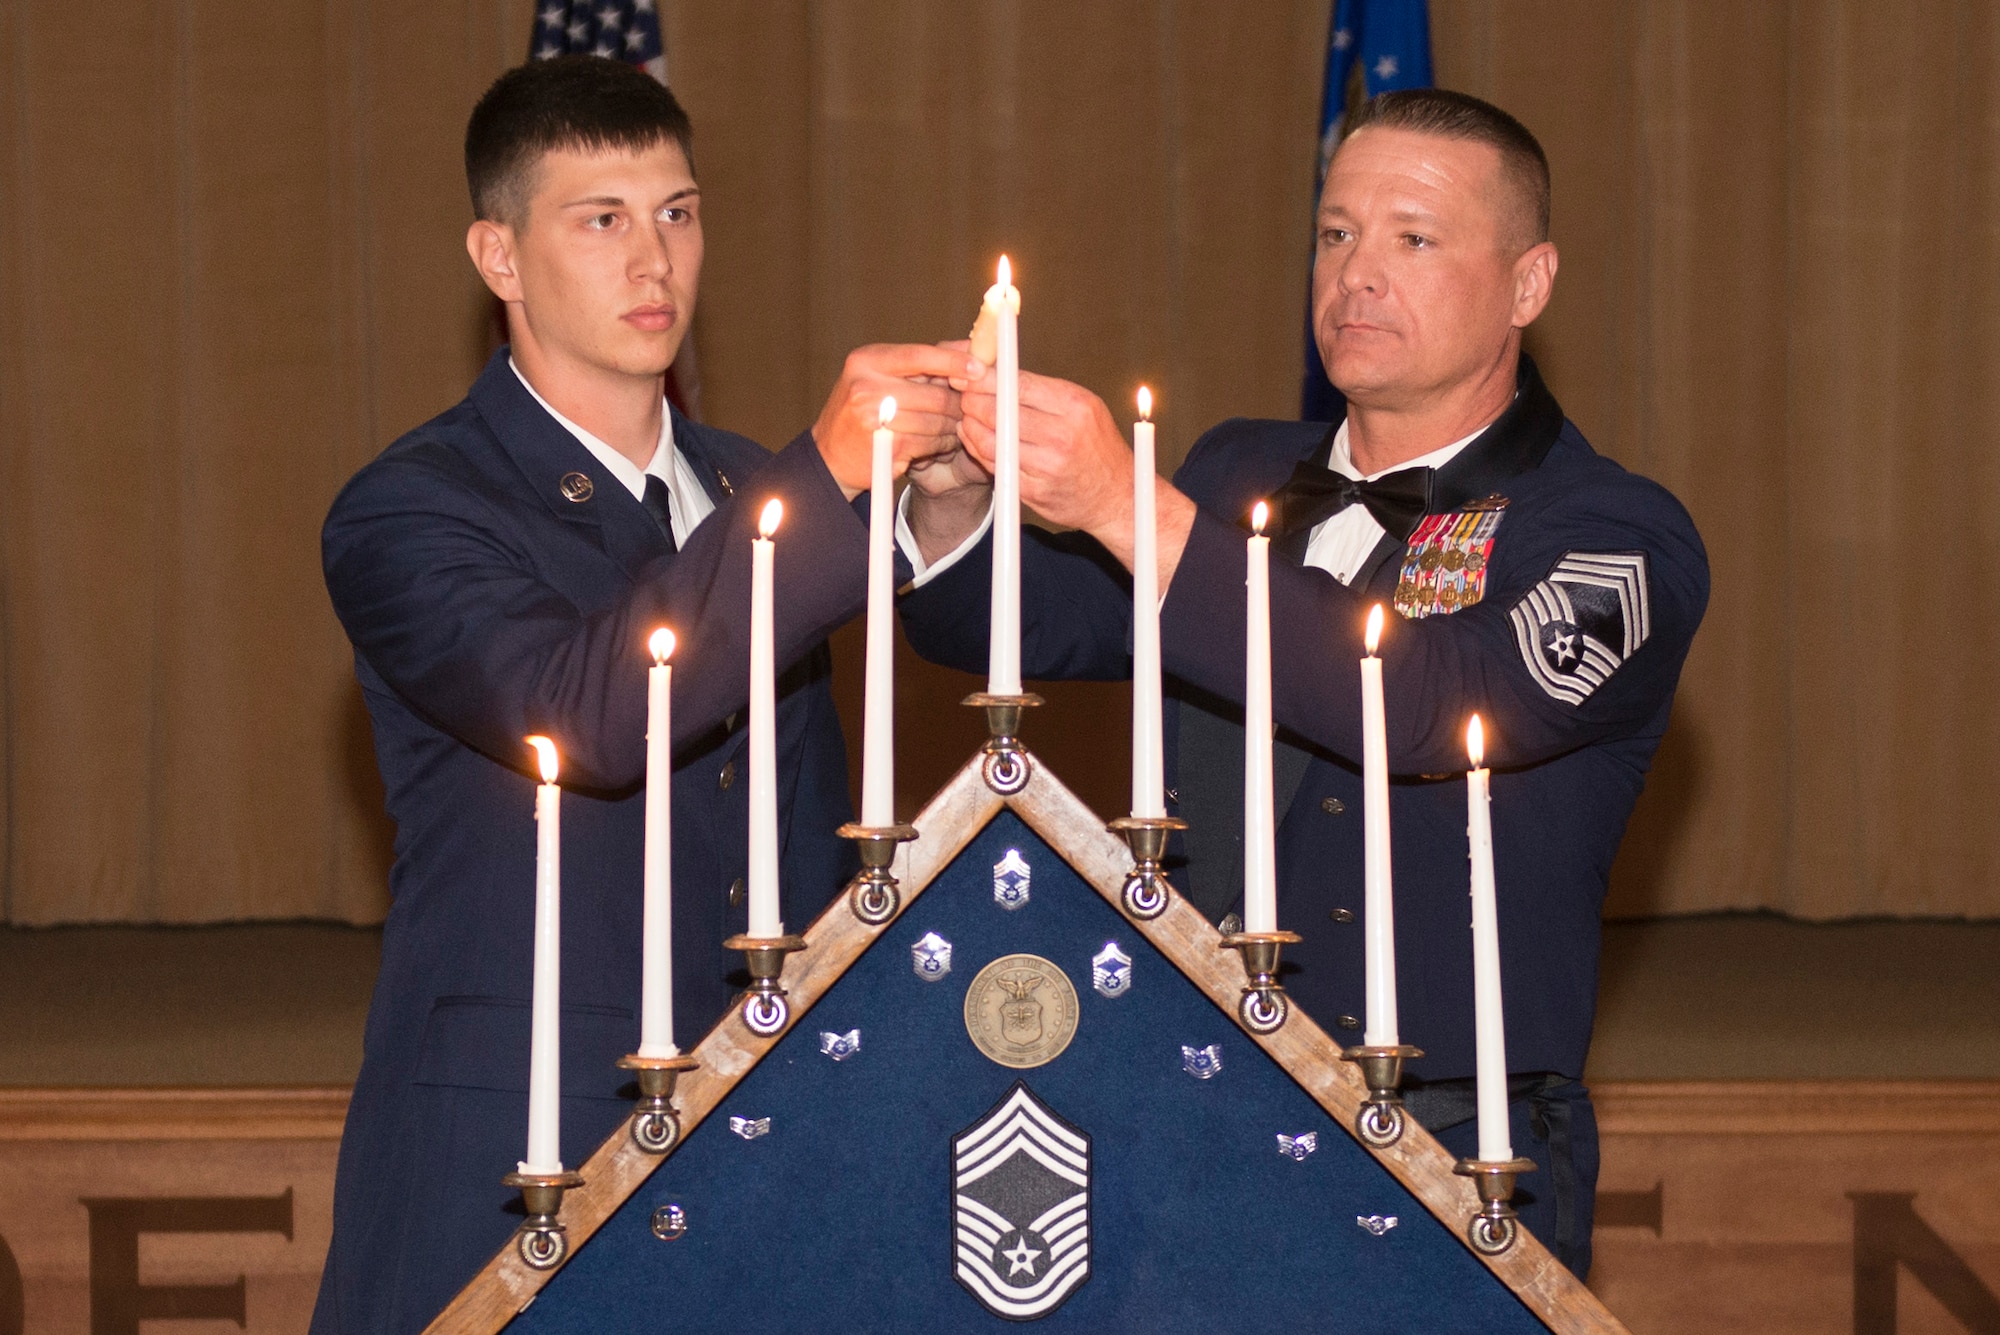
top-left (953, 1082), bottom-right (1091, 1320)
top-left (1509, 551), bottom-right (1652, 705)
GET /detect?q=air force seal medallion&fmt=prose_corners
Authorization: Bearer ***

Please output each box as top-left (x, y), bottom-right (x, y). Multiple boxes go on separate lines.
top-left (964, 954), bottom-right (1079, 1069)
top-left (1510, 551), bottom-right (1652, 705)
top-left (953, 1082), bottom-right (1091, 1320)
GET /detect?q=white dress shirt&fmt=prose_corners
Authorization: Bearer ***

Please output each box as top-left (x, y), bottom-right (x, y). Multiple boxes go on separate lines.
top-left (511, 359), bottom-right (716, 547)
top-left (1303, 420), bottom-right (1485, 586)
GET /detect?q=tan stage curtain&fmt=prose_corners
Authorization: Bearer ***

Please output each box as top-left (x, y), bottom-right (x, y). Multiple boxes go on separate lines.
top-left (0, 1), bottom-right (1994, 922)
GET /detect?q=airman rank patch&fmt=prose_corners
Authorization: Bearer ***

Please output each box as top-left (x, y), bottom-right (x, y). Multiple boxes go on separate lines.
top-left (1393, 505), bottom-right (1506, 619)
top-left (953, 1082), bottom-right (1091, 1320)
top-left (1510, 551), bottom-right (1652, 705)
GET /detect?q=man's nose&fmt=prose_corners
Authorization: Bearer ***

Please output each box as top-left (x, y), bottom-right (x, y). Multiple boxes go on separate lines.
top-left (1335, 237), bottom-right (1386, 296)
top-left (630, 223), bottom-right (673, 281)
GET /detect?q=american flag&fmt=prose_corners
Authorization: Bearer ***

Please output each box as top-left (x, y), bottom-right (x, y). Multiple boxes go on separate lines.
top-left (532, 0), bottom-right (665, 78)
top-left (529, 0), bottom-right (700, 418)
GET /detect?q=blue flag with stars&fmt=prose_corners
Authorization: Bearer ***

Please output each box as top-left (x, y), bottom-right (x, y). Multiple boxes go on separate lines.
top-left (1302, 0), bottom-right (1433, 421)
top-left (532, 0), bottom-right (663, 72)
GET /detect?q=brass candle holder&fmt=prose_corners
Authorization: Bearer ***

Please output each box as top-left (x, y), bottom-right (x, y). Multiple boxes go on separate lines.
top-left (1217, 929), bottom-right (1302, 1034)
top-left (836, 821), bottom-right (919, 925)
top-left (962, 692), bottom-right (1043, 794)
top-left (723, 933), bottom-right (807, 1036)
top-left (500, 1168), bottom-right (585, 1269)
top-left (1453, 1155), bottom-right (1538, 1255)
top-left (1339, 1044), bottom-right (1424, 1148)
top-left (615, 1052), bottom-right (700, 1153)
top-left (1106, 815), bottom-right (1186, 919)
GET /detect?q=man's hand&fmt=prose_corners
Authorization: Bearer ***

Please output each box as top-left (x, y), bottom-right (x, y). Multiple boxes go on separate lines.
top-left (899, 340), bottom-right (997, 564)
top-left (958, 369), bottom-right (1196, 588)
top-left (813, 344), bottom-right (973, 499)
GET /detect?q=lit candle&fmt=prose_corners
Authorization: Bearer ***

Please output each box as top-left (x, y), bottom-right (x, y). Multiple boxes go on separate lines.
top-left (1131, 387), bottom-right (1164, 819)
top-left (1466, 715), bottom-right (1511, 1162)
top-left (860, 398), bottom-right (897, 827)
top-left (522, 735), bottom-right (564, 1175)
top-left (1243, 502), bottom-right (1277, 934)
top-left (639, 628), bottom-right (678, 1058)
top-left (746, 499), bottom-right (784, 939)
top-left (1360, 605), bottom-right (1398, 1047)
top-left (986, 255), bottom-right (1022, 696)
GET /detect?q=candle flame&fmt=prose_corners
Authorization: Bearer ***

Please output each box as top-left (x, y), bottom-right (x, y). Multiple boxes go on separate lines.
top-left (1251, 500), bottom-right (1269, 535)
top-left (1136, 385), bottom-right (1152, 421)
top-left (1467, 714), bottom-right (1485, 769)
top-left (758, 498), bottom-right (783, 538)
top-left (997, 254), bottom-right (1011, 288)
top-left (878, 395), bottom-right (897, 427)
top-left (1365, 604), bottom-right (1384, 655)
top-left (525, 735), bottom-right (559, 785)
top-left (649, 627), bottom-right (676, 665)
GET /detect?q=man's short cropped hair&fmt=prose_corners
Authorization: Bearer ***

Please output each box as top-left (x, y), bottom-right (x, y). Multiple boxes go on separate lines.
top-left (465, 56), bottom-right (694, 225)
top-left (1344, 88), bottom-right (1551, 248)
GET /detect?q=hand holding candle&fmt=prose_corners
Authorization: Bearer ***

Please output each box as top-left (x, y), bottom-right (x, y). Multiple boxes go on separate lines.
top-left (1130, 387), bottom-right (1164, 819)
top-left (747, 500), bottom-right (784, 939)
top-left (1242, 501), bottom-right (1277, 934)
top-left (1360, 605), bottom-right (1399, 1047)
top-left (639, 630), bottom-right (678, 1058)
top-left (1466, 714), bottom-right (1511, 1162)
top-left (523, 735), bottom-right (564, 1174)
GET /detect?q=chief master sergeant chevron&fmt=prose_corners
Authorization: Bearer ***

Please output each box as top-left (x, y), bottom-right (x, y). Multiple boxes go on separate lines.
top-left (896, 88), bottom-right (1709, 1278)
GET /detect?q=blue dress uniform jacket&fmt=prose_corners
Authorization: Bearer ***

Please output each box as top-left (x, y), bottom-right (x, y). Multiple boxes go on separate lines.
top-left (897, 360), bottom-right (1707, 1271)
top-left (312, 350), bottom-right (862, 1335)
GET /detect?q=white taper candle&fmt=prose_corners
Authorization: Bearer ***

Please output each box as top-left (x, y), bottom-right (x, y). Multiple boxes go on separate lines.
top-left (1130, 387), bottom-right (1164, 818)
top-left (1243, 502), bottom-right (1277, 934)
top-left (987, 256), bottom-right (1023, 696)
top-left (1360, 605), bottom-right (1399, 1047)
top-left (860, 399), bottom-right (897, 826)
top-left (639, 629), bottom-right (678, 1058)
top-left (523, 735), bottom-right (564, 1174)
top-left (747, 500), bottom-right (784, 938)
top-left (1466, 714), bottom-right (1511, 1162)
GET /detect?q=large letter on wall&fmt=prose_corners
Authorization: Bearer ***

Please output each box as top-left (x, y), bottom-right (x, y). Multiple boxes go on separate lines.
top-left (1850, 1191), bottom-right (2000, 1335)
top-left (80, 1189), bottom-right (294, 1335)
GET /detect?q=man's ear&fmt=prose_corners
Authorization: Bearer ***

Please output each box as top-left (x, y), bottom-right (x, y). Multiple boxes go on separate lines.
top-left (1511, 241), bottom-right (1559, 329)
top-left (467, 218), bottom-right (524, 303)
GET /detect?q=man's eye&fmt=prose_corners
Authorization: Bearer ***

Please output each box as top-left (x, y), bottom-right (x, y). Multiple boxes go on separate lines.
top-left (586, 213), bottom-right (619, 231)
top-left (1320, 227), bottom-right (1351, 246)
top-left (1404, 233), bottom-right (1433, 249)
top-left (659, 207), bottom-right (690, 225)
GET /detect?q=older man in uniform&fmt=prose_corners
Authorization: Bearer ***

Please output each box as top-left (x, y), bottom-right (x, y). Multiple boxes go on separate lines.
top-left (896, 89), bottom-right (1708, 1278)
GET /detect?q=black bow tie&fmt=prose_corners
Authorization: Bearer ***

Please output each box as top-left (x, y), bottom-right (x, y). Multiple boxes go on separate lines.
top-left (1265, 460), bottom-right (1433, 543)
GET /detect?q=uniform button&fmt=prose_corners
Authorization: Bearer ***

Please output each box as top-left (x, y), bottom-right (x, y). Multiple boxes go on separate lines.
top-left (1336, 1014), bottom-right (1361, 1030)
top-left (718, 761), bottom-right (736, 790)
top-left (1320, 797), bottom-right (1345, 815)
top-left (728, 878), bottom-right (745, 906)
top-left (1330, 908), bottom-right (1356, 924)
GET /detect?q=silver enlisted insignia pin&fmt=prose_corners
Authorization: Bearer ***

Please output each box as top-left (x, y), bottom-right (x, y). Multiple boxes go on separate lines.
top-left (952, 1081), bottom-right (1091, 1320)
top-left (1276, 1132), bottom-right (1318, 1161)
top-left (558, 471), bottom-right (594, 502)
top-left (1181, 1044), bottom-right (1224, 1080)
top-left (651, 1203), bottom-right (688, 1240)
top-left (728, 1116), bottom-right (771, 1141)
top-left (912, 931), bottom-right (953, 981)
top-left (993, 849), bottom-right (1031, 910)
top-left (1357, 1214), bottom-right (1399, 1236)
top-left (1091, 942), bottom-right (1133, 998)
top-left (818, 1029), bottom-right (862, 1061)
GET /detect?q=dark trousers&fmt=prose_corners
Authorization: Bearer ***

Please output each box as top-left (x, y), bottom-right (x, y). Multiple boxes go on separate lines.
top-left (1406, 1074), bottom-right (1599, 1279)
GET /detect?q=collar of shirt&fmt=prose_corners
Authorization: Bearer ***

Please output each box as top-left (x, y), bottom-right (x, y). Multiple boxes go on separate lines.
top-left (1305, 417), bottom-right (1491, 587)
top-left (510, 358), bottom-right (714, 544)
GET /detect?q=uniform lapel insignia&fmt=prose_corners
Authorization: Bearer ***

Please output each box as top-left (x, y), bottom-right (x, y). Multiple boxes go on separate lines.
top-left (953, 1082), bottom-right (1091, 1319)
top-left (1394, 506), bottom-right (1507, 619)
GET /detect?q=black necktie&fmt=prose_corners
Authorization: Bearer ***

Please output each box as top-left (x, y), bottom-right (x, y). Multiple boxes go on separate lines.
top-left (1265, 460), bottom-right (1433, 543)
top-left (642, 474), bottom-right (679, 554)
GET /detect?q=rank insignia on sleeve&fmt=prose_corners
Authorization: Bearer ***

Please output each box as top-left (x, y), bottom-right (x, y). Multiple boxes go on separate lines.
top-left (952, 1082), bottom-right (1091, 1320)
top-left (1510, 551), bottom-right (1653, 704)
top-left (1394, 507), bottom-right (1506, 619)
